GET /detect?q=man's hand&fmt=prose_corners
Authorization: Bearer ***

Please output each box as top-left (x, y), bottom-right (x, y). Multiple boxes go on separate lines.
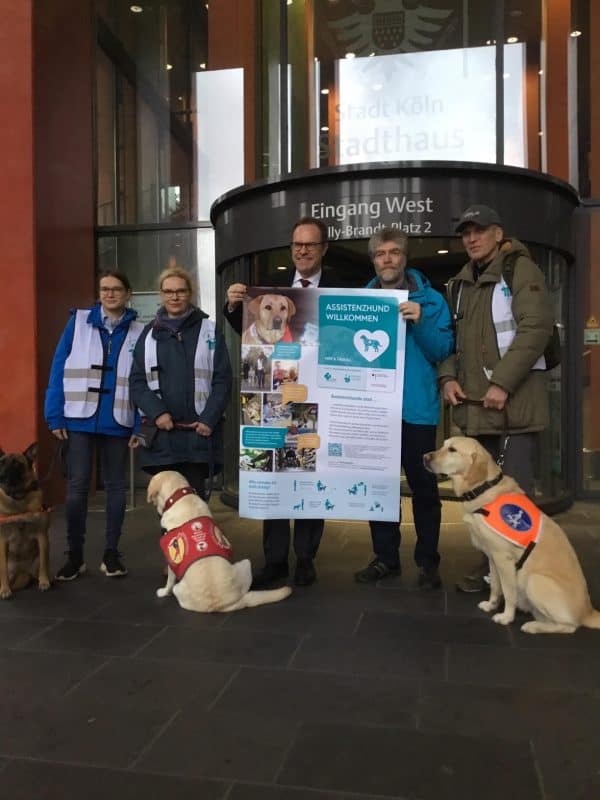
top-left (399, 301), bottom-right (421, 322)
top-left (155, 413), bottom-right (174, 430)
top-left (192, 422), bottom-right (212, 437)
top-left (51, 428), bottom-right (68, 440)
top-left (226, 283), bottom-right (248, 312)
top-left (128, 435), bottom-right (140, 449)
top-left (442, 380), bottom-right (467, 406)
top-left (483, 384), bottom-right (508, 411)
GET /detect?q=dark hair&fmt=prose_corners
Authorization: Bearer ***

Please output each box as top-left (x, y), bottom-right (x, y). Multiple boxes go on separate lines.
top-left (97, 270), bottom-right (132, 292)
top-left (367, 228), bottom-right (409, 259)
top-left (291, 216), bottom-right (328, 244)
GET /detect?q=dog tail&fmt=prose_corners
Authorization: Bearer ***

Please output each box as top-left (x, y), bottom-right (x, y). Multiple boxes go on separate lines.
top-left (243, 586), bottom-right (292, 607)
top-left (582, 609), bottom-right (600, 629)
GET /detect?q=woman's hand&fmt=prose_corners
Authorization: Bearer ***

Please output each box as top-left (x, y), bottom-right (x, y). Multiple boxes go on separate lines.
top-left (51, 428), bottom-right (68, 440)
top-left (192, 422), bottom-right (212, 437)
top-left (155, 413), bottom-right (174, 430)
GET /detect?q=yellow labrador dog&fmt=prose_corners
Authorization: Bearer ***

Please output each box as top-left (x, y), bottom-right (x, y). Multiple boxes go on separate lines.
top-left (147, 471), bottom-right (291, 612)
top-left (242, 294), bottom-right (296, 345)
top-left (425, 436), bottom-right (600, 634)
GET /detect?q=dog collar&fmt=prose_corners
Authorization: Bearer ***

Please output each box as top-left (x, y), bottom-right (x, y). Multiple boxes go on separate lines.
top-left (164, 486), bottom-right (197, 511)
top-left (459, 470), bottom-right (504, 502)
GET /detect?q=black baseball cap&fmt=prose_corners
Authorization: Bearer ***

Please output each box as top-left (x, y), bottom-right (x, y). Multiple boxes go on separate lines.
top-left (455, 205), bottom-right (502, 233)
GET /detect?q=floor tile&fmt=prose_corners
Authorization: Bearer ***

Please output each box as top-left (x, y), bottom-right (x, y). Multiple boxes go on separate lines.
top-left (0, 649), bottom-right (106, 703)
top-left (0, 760), bottom-right (228, 800)
top-left (448, 641), bottom-right (600, 690)
top-left (16, 619), bottom-right (163, 657)
top-left (0, 617), bottom-right (57, 648)
top-left (278, 722), bottom-right (542, 800)
top-left (229, 784), bottom-right (395, 800)
top-left (134, 709), bottom-right (295, 781)
top-left (358, 609), bottom-right (510, 645)
top-left (138, 626), bottom-right (300, 667)
top-left (212, 666), bottom-right (417, 727)
top-left (290, 633), bottom-right (445, 680)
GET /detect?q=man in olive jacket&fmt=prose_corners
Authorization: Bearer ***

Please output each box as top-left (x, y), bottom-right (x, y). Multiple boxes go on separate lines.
top-left (439, 204), bottom-right (554, 592)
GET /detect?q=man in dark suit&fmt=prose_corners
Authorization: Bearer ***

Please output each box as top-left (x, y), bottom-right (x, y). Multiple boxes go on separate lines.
top-left (224, 216), bottom-right (334, 589)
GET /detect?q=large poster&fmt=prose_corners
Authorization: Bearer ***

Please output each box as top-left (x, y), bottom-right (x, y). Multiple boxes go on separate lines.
top-left (238, 287), bottom-right (407, 522)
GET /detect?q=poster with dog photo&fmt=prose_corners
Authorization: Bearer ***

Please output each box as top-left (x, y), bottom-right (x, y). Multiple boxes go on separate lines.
top-left (239, 287), bottom-right (407, 522)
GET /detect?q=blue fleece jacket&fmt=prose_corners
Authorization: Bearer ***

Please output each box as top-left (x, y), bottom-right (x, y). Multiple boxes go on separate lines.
top-left (367, 268), bottom-right (454, 425)
top-left (45, 303), bottom-right (140, 437)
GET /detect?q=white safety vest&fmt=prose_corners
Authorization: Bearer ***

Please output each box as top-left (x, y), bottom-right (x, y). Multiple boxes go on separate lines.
top-left (491, 279), bottom-right (546, 370)
top-left (455, 281), bottom-right (546, 371)
top-left (143, 318), bottom-right (216, 415)
top-left (63, 310), bottom-right (144, 427)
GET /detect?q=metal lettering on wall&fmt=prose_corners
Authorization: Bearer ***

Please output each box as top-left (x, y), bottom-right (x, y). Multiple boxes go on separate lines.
top-left (310, 194), bottom-right (435, 240)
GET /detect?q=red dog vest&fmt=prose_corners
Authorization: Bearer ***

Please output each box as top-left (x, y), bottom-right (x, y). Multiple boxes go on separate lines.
top-left (160, 516), bottom-right (233, 580)
top-left (479, 494), bottom-right (543, 548)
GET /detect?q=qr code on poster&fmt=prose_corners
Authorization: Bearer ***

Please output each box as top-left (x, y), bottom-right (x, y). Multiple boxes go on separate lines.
top-left (328, 442), bottom-right (342, 457)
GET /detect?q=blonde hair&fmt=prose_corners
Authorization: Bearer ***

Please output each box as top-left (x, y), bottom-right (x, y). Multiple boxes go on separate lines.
top-left (158, 267), bottom-right (195, 298)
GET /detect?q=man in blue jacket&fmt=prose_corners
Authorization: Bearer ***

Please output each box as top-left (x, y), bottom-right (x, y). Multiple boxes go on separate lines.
top-left (354, 229), bottom-right (454, 588)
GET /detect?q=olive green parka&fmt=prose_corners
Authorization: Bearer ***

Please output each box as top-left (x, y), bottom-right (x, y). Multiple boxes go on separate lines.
top-left (438, 239), bottom-right (553, 435)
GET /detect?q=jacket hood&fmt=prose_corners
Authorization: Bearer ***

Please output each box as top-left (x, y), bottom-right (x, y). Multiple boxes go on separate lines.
top-left (366, 267), bottom-right (430, 298)
top-left (83, 303), bottom-right (139, 328)
top-left (455, 238), bottom-right (532, 283)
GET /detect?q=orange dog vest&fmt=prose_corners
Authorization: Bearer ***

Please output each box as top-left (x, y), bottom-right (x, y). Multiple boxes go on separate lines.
top-left (160, 516), bottom-right (233, 580)
top-left (478, 494), bottom-right (543, 548)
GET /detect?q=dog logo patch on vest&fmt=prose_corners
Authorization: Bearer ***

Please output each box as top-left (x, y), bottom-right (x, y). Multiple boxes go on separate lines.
top-left (160, 517), bottom-right (233, 580)
top-left (480, 494), bottom-right (543, 549)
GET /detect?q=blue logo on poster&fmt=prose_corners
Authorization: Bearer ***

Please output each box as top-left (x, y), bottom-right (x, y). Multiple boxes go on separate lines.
top-left (500, 503), bottom-right (532, 531)
top-left (318, 295), bottom-right (397, 369)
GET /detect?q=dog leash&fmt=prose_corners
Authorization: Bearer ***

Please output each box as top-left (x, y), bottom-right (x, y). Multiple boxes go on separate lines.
top-left (459, 398), bottom-right (510, 468)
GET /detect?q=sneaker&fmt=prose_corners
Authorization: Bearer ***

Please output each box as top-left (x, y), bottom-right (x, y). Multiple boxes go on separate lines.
top-left (100, 550), bottom-right (128, 577)
top-left (455, 555), bottom-right (490, 593)
top-left (354, 558), bottom-right (400, 584)
top-left (250, 562), bottom-right (289, 590)
top-left (56, 554), bottom-right (86, 581)
top-left (418, 567), bottom-right (442, 590)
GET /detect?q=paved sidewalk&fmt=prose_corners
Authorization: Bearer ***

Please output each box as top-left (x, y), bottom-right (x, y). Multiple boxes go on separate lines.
top-left (1, 495), bottom-right (599, 800)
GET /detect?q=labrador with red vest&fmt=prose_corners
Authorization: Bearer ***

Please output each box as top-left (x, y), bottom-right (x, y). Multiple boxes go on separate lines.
top-left (424, 436), bottom-right (600, 634)
top-left (242, 294), bottom-right (296, 345)
top-left (147, 470), bottom-right (291, 612)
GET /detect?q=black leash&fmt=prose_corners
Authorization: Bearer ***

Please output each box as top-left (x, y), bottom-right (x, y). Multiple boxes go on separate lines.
top-left (459, 397), bottom-right (510, 468)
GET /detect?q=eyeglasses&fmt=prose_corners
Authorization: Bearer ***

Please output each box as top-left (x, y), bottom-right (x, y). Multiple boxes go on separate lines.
top-left (291, 241), bottom-right (322, 252)
top-left (374, 249), bottom-right (405, 259)
top-left (161, 288), bottom-right (190, 298)
top-left (100, 286), bottom-right (126, 294)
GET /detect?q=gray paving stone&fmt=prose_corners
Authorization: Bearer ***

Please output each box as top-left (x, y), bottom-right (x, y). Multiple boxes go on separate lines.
top-left (278, 722), bottom-right (542, 800)
top-left (229, 784), bottom-right (401, 799)
top-left (15, 618), bottom-right (163, 657)
top-left (0, 617), bottom-right (57, 647)
top-left (0, 760), bottom-right (228, 800)
top-left (212, 666), bottom-right (417, 727)
top-left (358, 609), bottom-right (511, 645)
top-left (0, 649), bottom-right (106, 702)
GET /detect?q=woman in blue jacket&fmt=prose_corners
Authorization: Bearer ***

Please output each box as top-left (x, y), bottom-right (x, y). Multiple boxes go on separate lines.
top-left (45, 271), bottom-right (144, 581)
top-left (354, 230), bottom-right (454, 589)
top-left (129, 267), bottom-right (232, 498)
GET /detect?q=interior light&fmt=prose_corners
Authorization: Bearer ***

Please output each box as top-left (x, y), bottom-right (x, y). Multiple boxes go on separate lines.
top-left (507, 36), bottom-right (518, 43)
top-left (321, 126), bottom-right (329, 131)
top-left (368, 52), bottom-right (375, 57)
top-left (199, 63), bottom-right (206, 69)
top-left (437, 249), bottom-right (449, 254)
top-left (277, 266), bottom-right (287, 271)
top-left (485, 39), bottom-right (497, 45)
top-left (538, 130), bottom-right (544, 136)
top-left (130, 4), bottom-right (143, 12)
top-left (570, 30), bottom-right (582, 37)
top-left (321, 88), bottom-right (329, 95)
top-left (538, 69), bottom-right (544, 75)
top-left (165, 63), bottom-right (173, 70)
top-left (345, 52), bottom-right (356, 59)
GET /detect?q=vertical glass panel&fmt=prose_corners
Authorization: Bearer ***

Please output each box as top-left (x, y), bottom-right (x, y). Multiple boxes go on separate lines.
top-left (193, 69), bottom-right (244, 219)
top-left (96, 47), bottom-right (116, 225)
top-left (259, 0), bottom-right (282, 177)
top-left (582, 208), bottom-right (600, 492)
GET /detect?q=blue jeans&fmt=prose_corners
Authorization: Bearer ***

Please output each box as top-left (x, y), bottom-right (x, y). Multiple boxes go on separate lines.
top-left (65, 431), bottom-right (129, 558)
top-left (369, 422), bottom-right (441, 571)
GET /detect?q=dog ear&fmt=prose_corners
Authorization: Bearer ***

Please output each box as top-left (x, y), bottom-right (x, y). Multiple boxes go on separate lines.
top-left (147, 476), bottom-right (158, 504)
top-left (23, 443), bottom-right (38, 464)
top-left (247, 296), bottom-right (262, 317)
top-left (286, 297), bottom-right (296, 316)
top-left (464, 450), bottom-right (488, 488)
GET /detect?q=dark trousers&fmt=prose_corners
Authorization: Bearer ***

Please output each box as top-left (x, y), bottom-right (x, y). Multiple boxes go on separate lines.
top-left (369, 422), bottom-right (441, 570)
top-left (143, 462), bottom-right (209, 500)
top-left (263, 518), bottom-right (325, 564)
top-left (476, 432), bottom-right (536, 496)
top-left (65, 431), bottom-right (129, 558)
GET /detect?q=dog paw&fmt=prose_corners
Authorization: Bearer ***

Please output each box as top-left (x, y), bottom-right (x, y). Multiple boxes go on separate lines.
top-left (156, 587), bottom-right (170, 598)
top-left (0, 586), bottom-right (13, 600)
top-left (492, 612), bottom-right (514, 626)
top-left (38, 579), bottom-right (51, 592)
top-left (478, 600), bottom-right (497, 613)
